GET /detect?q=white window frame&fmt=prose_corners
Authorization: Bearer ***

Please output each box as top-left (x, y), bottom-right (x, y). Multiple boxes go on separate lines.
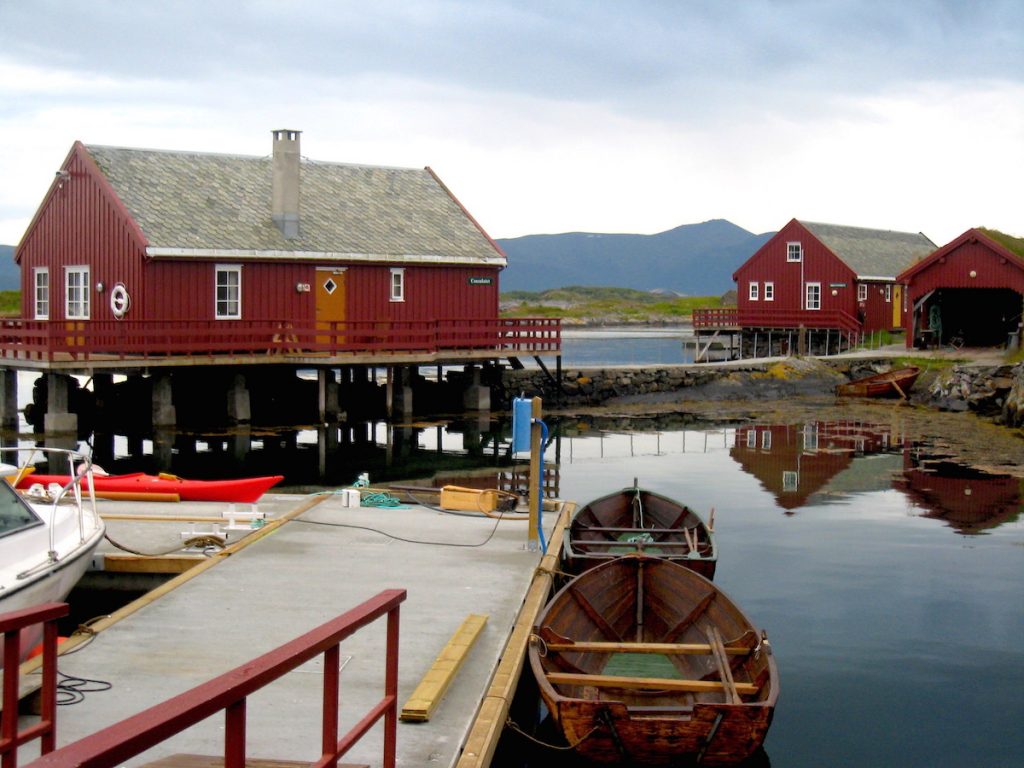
top-left (390, 268), bottom-right (405, 302)
top-left (215, 264), bottom-right (242, 319)
top-left (746, 429), bottom-right (757, 448)
top-left (782, 471), bottom-right (799, 491)
top-left (761, 430), bottom-right (772, 450)
top-left (885, 284), bottom-right (892, 303)
top-left (65, 266), bottom-right (90, 320)
top-left (802, 423), bottom-right (819, 452)
top-left (33, 267), bottom-right (49, 320)
top-left (805, 282), bottom-right (821, 310)
top-left (858, 284), bottom-right (867, 301)
top-left (748, 281), bottom-right (759, 301)
top-left (764, 281), bottom-right (774, 301)
top-left (787, 242), bottom-right (803, 262)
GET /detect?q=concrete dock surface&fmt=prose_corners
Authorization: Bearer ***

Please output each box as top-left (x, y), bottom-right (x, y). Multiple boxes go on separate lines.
top-left (23, 490), bottom-right (559, 768)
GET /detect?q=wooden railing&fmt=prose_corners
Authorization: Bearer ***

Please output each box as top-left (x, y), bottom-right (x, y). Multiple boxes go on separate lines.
top-left (692, 307), bottom-right (861, 335)
top-left (1, 602), bottom-right (68, 768)
top-left (0, 318), bottom-right (561, 362)
top-left (25, 589), bottom-right (406, 768)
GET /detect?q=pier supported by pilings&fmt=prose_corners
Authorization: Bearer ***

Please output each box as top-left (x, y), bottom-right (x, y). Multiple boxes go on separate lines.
top-left (11, 360), bottom-right (510, 439)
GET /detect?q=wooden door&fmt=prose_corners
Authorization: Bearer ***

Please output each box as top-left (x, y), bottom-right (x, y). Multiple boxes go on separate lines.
top-left (892, 285), bottom-right (903, 329)
top-left (315, 268), bottom-right (347, 348)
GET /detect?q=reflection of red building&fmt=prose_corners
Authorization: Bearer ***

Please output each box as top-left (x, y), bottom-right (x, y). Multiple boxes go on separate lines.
top-left (731, 421), bottom-right (904, 511)
top-left (895, 459), bottom-right (1022, 534)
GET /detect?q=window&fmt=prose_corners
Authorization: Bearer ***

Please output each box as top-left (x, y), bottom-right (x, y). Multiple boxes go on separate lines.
top-left (805, 282), bottom-right (821, 310)
top-left (746, 429), bottom-right (757, 448)
top-left (390, 268), bottom-right (405, 302)
top-left (885, 285), bottom-right (892, 302)
top-left (764, 282), bottom-right (774, 301)
top-left (787, 242), bottom-right (803, 262)
top-left (802, 423), bottom-right (819, 452)
top-left (858, 284), bottom-right (867, 302)
top-left (761, 430), bottom-right (772, 450)
top-left (782, 471), bottom-right (798, 491)
top-left (33, 268), bottom-right (49, 320)
top-left (215, 265), bottom-right (241, 319)
top-left (748, 282), bottom-right (759, 301)
top-left (65, 266), bottom-right (90, 319)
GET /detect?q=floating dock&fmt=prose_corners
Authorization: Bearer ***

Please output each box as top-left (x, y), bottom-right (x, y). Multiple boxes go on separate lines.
top-left (25, 490), bottom-right (570, 768)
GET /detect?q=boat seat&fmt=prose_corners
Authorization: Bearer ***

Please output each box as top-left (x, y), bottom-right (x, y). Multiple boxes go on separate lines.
top-left (545, 672), bottom-right (759, 696)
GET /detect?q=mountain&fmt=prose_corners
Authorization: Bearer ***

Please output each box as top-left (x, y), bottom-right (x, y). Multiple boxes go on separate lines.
top-left (496, 219), bottom-right (773, 295)
top-left (0, 246), bottom-right (18, 290)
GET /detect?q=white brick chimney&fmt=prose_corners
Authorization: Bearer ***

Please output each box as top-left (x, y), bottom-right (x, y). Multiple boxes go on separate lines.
top-left (271, 129), bottom-right (301, 239)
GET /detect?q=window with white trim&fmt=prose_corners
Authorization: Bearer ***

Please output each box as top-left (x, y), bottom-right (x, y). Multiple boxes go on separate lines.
top-left (787, 242), bottom-right (803, 262)
top-left (390, 268), bottom-right (405, 302)
top-left (761, 430), bottom-right (772, 450)
top-left (746, 429), bottom-right (757, 448)
top-left (885, 285), bottom-right (892, 302)
top-left (783, 471), bottom-right (798, 491)
top-left (65, 266), bottom-right (90, 319)
top-left (764, 282), bottom-right (774, 301)
top-left (802, 423), bottom-right (819, 452)
top-left (33, 268), bottom-right (49, 320)
top-left (215, 265), bottom-right (241, 319)
top-left (805, 282), bottom-right (821, 310)
top-left (858, 284), bottom-right (867, 301)
top-left (748, 282), bottom-right (759, 301)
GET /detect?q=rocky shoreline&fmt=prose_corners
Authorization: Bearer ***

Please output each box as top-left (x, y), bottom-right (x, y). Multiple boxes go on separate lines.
top-left (498, 356), bottom-right (1024, 428)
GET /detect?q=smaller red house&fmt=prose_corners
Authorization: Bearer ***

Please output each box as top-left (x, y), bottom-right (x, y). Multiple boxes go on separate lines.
top-left (733, 219), bottom-right (936, 341)
top-left (897, 228), bottom-right (1024, 349)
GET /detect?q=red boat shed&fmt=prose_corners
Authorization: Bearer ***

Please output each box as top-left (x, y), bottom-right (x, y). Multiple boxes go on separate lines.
top-left (897, 228), bottom-right (1024, 349)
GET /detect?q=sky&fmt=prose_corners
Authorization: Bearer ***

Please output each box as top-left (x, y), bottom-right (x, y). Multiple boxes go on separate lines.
top-left (0, 0), bottom-right (1021, 248)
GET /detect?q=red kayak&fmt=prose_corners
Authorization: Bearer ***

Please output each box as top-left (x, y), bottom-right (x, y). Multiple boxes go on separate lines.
top-left (16, 472), bottom-right (284, 503)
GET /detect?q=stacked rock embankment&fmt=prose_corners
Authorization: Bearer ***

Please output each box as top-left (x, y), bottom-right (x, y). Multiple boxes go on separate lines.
top-left (929, 363), bottom-right (1024, 426)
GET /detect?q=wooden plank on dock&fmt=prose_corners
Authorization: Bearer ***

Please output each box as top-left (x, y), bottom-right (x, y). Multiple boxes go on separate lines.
top-left (102, 554), bottom-right (206, 574)
top-left (401, 613), bottom-right (489, 722)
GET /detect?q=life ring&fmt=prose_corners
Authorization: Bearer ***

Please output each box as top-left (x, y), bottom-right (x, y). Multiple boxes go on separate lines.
top-left (110, 284), bottom-right (131, 319)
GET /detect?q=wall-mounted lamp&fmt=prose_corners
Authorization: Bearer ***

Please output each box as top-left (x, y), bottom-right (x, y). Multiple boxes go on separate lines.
top-left (95, 282), bottom-right (105, 293)
top-left (969, 270), bottom-right (977, 278)
top-left (55, 170), bottom-right (71, 181)
top-left (295, 282), bottom-right (311, 293)
top-left (831, 289), bottom-right (838, 296)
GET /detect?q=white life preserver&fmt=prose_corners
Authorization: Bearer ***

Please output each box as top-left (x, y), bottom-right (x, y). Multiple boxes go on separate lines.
top-left (110, 284), bottom-right (131, 319)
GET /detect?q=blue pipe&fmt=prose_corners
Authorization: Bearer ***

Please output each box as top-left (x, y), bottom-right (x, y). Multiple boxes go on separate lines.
top-left (535, 418), bottom-right (548, 553)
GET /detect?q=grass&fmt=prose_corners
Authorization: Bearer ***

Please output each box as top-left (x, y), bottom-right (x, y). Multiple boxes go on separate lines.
top-left (501, 287), bottom-right (726, 323)
top-left (0, 291), bottom-right (19, 317)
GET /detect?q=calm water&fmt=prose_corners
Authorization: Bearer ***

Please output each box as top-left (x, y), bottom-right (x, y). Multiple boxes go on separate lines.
top-left (552, 327), bottom-right (697, 366)
top-left (500, 423), bottom-right (1024, 767)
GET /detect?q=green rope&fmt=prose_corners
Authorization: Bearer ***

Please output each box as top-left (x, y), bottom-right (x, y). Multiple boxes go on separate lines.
top-left (359, 491), bottom-right (406, 508)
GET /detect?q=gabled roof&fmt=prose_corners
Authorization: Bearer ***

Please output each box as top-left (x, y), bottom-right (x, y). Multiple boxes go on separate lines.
top-left (82, 143), bottom-right (505, 266)
top-left (897, 228), bottom-right (1024, 283)
top-left (799, 220), bottom-right (935, 280)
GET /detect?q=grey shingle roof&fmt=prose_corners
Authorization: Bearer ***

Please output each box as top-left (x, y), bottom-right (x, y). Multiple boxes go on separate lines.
top-left (84, 144), bottom-right (504, 265)
top-left (800, 221), bottom-right (935, 279)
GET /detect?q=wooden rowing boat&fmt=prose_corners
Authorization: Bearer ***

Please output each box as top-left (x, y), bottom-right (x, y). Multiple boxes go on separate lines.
top-left (563, 484), bottom-right (717, 579)
top-left (835, 366), bottom-right (920, 398)
top-left (529, 555), bottom-right (777, 766)
top-left (16, 472), bottom-right (284, 503)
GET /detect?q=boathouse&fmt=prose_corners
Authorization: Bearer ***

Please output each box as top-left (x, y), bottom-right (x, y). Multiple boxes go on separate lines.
top-left (896, 228), bottom-right (1024, 350)
top-left (693, 219), bottom-right (935, 358)
top-left (2, 130), bottom-right (559, 435)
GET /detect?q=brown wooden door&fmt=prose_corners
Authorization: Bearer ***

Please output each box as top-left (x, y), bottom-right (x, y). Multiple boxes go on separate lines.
top-left (315, 269), bottom-right (347, 347)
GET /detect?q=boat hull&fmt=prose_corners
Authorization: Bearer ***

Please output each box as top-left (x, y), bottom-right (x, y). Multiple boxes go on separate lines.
top-left (17, 473), bottom-right (284, 503)
top-left (563, 487), bottom-right (717, 579)
top-left (530, 556), bottom-right (777, 766)
top-left (836, 367), bottom-right (921, 398)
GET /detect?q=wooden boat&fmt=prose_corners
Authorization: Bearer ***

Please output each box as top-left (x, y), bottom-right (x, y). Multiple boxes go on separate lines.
top-left (16, 471), bottom-right (283, 503)
top-left (529, 555), bottom-right (777, 766)
top-left (0, 448), bottom-right (105, 665)
top-left (563, 483), bottom-right (717, 579)
top-left (835, 366), bottom-right (920, 398)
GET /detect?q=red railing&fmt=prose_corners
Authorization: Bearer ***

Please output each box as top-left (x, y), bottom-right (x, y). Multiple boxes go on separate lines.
top-left (0, 318), bottom-right (561, 362)
top-left (692, 307), bottom-right (861, 335)
top-left (25, 589), bottom-right (406, 768)
top-left (1, 602), bottom-right (68, 768)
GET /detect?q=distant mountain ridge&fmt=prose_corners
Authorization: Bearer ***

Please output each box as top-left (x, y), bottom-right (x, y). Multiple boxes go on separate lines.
top-left (496, 219), bottom-right (773, 295)
top-left (0, 246), bottom-right (17, 290)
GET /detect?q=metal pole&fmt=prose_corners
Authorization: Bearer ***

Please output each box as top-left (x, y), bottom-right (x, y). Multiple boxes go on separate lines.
top-left (528, 397), bottom-right (543, 551)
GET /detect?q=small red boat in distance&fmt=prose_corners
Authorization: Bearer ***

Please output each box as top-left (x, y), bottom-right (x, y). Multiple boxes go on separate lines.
top-left (16, 471), bottom-right (284, 503)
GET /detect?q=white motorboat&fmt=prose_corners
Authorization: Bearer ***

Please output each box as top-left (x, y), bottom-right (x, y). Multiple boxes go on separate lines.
top-left (0, 447), bottom-right (105, 662)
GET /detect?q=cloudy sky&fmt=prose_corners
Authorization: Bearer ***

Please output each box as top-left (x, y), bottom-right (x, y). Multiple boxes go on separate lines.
top-left (1, 0), bottom-right (1021, 247)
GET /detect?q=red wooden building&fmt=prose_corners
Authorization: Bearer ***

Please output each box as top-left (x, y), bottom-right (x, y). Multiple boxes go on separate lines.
top-left (695, 219), bottom-right (935, 358)
top-left (2, 130), bottom-right (560, 434)
top-left (896, 228), bottom-right (1024, 349)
